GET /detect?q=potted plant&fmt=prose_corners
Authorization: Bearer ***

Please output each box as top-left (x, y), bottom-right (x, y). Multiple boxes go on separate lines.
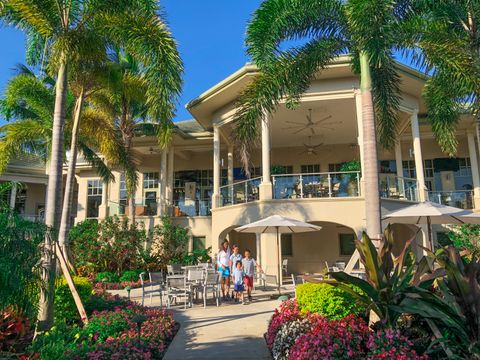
top-left (339, 160), bottom-right (361, 196)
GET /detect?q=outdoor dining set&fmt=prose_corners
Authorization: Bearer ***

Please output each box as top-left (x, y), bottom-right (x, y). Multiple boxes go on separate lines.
top-left (139, 263), bottom-right (223, 309)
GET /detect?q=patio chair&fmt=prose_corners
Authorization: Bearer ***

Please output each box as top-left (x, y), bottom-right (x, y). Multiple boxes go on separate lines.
top-left (291, 274), bottom-right (305, 298)
top-left (202, 271), bottom-right (221, 307)
top-left (167, 264), bottom-right (183, 275)
top-left (254, 267), bottom-right (266, 290)
top-left (140, 271), bottom-right (165, 307)
top-left (166, 274), bottom-right (191, 309)
top-left (335, 261), bottom-right (346, 271)
top-left (187, 269), bottom-right (205, 302)
top-left (282, 258), bottom-right (288, 274)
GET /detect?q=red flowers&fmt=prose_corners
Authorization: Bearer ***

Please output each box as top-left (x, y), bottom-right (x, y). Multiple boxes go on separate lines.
top-left (267, 301), bottom-right (427, 360)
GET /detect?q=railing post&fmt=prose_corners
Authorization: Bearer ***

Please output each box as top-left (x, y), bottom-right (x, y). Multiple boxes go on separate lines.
top-left (245, 181), bottom-right (248, 203)
top-left (356, 172), bottom-right (361, 196)
top-left (299, 175), bottom-right (304, 198)
top-left (327, 173), bottom-right (332, 197)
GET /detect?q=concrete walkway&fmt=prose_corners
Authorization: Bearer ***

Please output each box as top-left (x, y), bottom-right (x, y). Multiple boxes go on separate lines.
top-left (112, 286), bottom-right (291, 359)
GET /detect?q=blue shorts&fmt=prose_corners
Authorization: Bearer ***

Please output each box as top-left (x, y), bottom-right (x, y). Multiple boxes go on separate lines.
top-left (218, 266), bottom-right (230, 277)
top-left (234, 284), bottom-right (244, 292)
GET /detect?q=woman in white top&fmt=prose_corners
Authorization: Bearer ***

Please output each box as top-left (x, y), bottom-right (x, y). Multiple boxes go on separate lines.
top-left (217, 240), bottom-right (231, 300)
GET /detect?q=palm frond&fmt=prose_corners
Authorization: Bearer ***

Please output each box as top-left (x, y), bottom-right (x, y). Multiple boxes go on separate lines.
top-left (77, 142), bottom-right (114, 183)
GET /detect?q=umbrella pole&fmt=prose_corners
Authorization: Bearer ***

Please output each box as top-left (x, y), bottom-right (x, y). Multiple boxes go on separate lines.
top-left (427, 216), bottom-right (433, 251)
top-left (277, 228), bottom-right (281, 296)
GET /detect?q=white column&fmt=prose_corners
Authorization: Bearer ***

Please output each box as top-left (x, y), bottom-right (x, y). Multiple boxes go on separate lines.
top-left (212, 125), bottom-right (221, 208)
top-left (255, 233), bottom-right (262, 284)
top-left (166, 147), bottom-right (174, 204)
top-left (259, 111), bottom-right (273, 200)
top-left (9, 182), bottom-right (17, 210)
top-left (355, 90), bottom-right (365, 195)
top-left (99, 181), bottom-right (109, 219)
top-left (227, 145), bottom-right (234, 185)
top-left (411, 110), bottom-right (427, 201)
top-left (467, 132), bottom-right (480, 209)
top-left (158, 149), bottom-right (167, 216)
top-left (395, 141), bottom-right (405, 197)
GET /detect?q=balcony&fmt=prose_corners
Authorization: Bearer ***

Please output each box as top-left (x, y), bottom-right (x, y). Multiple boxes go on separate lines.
top-left (428, 190), bottom-right (474, 209)
top-left (379, 176), bottom-right (419, 202)
top-left (169, 199), bottom-right (211, 217)
top-left (272, 171), bottom-right (361, 199)
top-left (219, 177), bottom-right (262, 206)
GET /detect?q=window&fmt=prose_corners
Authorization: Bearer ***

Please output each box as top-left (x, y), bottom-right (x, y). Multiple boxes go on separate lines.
top-left (403, 160), bottom-right (416, 178)
top-left (192, 236), bottom-right (206, 251)
top-left (174, 170), bottom-right (213, 216)
top-left (328, 163), bottom-right (342, 172)
top-left (339, 233), bottom-right (356, 256)
top-left (87, 179), bottom-right (103, 218)
top-left (281, 234), bottom-right (293, 256)
top-left (458, 158), bottom-right (472, 177)
top-left (143, 172), bottom-right (159, 189)
top-left (301, 164), bottom-right (320, 174)
top-left (424, 159), bottom-right (435, 178)
top-left (380, 160), bottom-right (396, 174)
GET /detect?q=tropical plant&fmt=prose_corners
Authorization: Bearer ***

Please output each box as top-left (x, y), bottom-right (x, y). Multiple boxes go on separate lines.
top-left (54, 276), bottom-right (92, 324)
top-left (447, 224), bottom-right (480, 259)
top-left (399, 246), bottom-right (480, 358)
top-left (0, 186), bottom-right (45, 320)
top-left (328, 225), bottom-right (442, 327)
top-left (181, 247), bottom-right (212, 266)
top-left (148, 216), bottom-right (190, 270)
top-left (1, 0), bottom-right (183, 333)
top-left (404, 1), bottom-right (480, 155)
top-left (295, 282), bottom-right (366, 320)
top-left (70, 216), bottom-right (146, 275)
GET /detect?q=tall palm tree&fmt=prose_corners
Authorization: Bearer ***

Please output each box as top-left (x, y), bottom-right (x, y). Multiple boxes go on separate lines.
top-left (1, 0), bottom-right (182, 332)
top-left (404, 1), bottom-right (480, 155)
top-left (233, 0), bottom-right (418, 238)
top-left (89, 52), bottom-right (159, 224)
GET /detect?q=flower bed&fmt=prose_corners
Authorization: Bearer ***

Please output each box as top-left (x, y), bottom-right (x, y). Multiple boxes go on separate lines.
top-left (266, 299), bottom-right (427, 360)
top-left (20, 294), bottom-right (178, 359)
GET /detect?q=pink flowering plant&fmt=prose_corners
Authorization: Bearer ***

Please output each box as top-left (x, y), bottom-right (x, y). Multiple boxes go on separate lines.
top-left (266, 299), bottom-right (301, 350)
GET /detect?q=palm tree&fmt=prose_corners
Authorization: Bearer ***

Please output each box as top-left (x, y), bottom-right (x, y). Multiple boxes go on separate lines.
top-left (1, 0), bottom-right (182, 332)
top-left (89, 52), bottom-right (159, 224)
top-left (403, 1), bottom-right (480, 155)
top-left (233, 0), bottom-right (421, 238)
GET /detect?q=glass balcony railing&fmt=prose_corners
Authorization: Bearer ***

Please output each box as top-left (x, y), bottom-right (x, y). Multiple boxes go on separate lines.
top-left (169, 199), bottom-right (211, 217)
top-left (428, 190), bottom-right (474, 209)
top-left (380, 176), bottom-right (419, 202)
top-left (219, 177), bottom-right (262, 207)
top-left (108, 198), bottom-right (158, 216)
top-left (272, 171), bottom-right (361, 199)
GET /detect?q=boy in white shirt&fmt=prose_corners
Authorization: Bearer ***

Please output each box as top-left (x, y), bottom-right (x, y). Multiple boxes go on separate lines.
top-left (242, 249), bottom-right (263, 303)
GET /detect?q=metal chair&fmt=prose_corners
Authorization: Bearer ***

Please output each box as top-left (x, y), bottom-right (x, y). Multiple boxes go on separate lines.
top-left (167, 264), bottom-right (183, 275)
top-left (166, 274), bottom-right (191, 309)
top-left (291, 274), bottom-right (305, 298)
top-left (282, 258), bottom-right (289, 274)
top-left (140, 271), bottom-right (164, 306)
top-left (202, 271), bottom-right (220, 307)
top-left (187, 269), bottom-right (205, 302)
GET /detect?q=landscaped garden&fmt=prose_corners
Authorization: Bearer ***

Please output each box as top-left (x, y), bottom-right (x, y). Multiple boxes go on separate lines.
top-left (265, 226), bottom-right (480, 359)
top-left (0, 191), bottom-right (210, 359)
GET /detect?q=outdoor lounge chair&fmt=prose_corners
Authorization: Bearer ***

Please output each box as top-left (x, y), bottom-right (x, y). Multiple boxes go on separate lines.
top-left (291, 274), bottom-right (305, 298)
top-left (140, 271), bottom-right (165, 306)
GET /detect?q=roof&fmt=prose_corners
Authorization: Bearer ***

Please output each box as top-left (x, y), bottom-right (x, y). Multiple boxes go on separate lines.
top-left (174, 119), bottom-right (206, 134)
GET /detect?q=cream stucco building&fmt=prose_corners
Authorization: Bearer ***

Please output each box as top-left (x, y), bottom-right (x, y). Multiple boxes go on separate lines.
top-left (5, 56), bottom-right (480, 279)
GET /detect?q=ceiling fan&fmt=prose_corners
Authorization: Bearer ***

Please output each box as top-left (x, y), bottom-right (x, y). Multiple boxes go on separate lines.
top-left (299, 136), bottom-right (323, 156)
top-left (283, 109), bottom-right (338, 135)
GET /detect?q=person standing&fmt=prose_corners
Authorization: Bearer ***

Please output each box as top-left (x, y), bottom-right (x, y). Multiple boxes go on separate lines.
top-left (242, 249), bottom-right (263, 303)
top-left (229, 245), bottom-right (243, 300)
top-left (217, 240), bottom-right (231, 301)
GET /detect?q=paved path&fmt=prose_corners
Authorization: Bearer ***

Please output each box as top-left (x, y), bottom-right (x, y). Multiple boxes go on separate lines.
top-left (111, 287), bottom-right (288, 359)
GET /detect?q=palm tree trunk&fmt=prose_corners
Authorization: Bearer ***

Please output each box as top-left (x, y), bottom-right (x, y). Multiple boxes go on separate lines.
top-left (58, 87), bottom-right (85, 269)
top-left (35, 60), bottom-right (68, 336)
top-left (359, 51), bottom-right (382, 239)
top-left (128, 195), bottom-right (135, 224)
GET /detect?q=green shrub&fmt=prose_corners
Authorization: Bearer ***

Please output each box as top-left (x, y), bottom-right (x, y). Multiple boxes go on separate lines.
top-left (54, 276), bottom-right (92, 324)
top-left (119, 270), bottom-right (143, 282)
top-left (296, 282), bottom-right (365, 320)
top-left (95, 271), bottom-right (119, 283)
top-left (27, 322), bottom-right (83, 359)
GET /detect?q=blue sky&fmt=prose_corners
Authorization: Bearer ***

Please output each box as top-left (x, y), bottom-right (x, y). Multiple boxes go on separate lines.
top-left (0, 1), bottom-right (262, 124)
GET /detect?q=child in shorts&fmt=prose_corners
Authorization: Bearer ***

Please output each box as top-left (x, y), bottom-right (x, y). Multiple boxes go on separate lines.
top-left (232, 260), bottom-right (246, 305)
top-left (242, 249), bottom-right (263, 302)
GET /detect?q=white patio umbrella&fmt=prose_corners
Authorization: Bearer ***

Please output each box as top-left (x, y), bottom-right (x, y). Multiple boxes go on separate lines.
top-left (383, 201), bottom-right (480, 249)
top-left (235, 215), bottom-right (322, 295)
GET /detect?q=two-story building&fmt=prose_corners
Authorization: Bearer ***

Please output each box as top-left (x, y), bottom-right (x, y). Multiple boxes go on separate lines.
top-left (6, 56), bottom-right (480, 280)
